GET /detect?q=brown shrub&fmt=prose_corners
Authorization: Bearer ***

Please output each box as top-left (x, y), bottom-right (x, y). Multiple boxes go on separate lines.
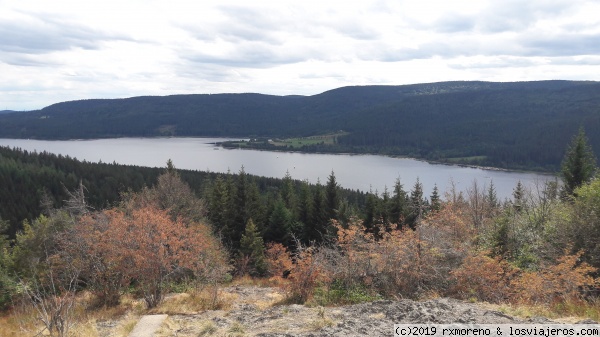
top-left (62, 206), bottom-right (229, 308)
top-left (450, 251), bottom-right (518, 303)
top-left (265, 242), bottom-right (293, 279)
top-left (511, 251), bottom-right (598, 305)
top-left (285, 245), bottom-right (331, 303)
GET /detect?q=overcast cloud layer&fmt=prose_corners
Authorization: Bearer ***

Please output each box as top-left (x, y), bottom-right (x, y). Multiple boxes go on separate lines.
top-left (1, 0), bottom-right (599, 110)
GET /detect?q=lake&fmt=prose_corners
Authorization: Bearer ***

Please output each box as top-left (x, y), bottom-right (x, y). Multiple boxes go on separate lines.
top-left (0, 137), bottom-right (554, 200)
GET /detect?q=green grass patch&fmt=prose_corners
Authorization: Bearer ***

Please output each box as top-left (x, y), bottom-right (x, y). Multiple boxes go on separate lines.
top-left (270, 132), bottom-right (349, 148)
top-left (445, 156), bottom-right (488, 163)
top-left (310, 280), bottom-right (382, 306)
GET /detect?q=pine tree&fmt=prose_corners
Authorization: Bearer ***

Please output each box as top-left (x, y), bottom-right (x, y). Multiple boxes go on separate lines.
top-left (407, 178), bottom-right (425, 228)
top-left (239, 219), bottom-right (267, 276)
top-left (485, 180), bottom-right (500, 218)
top-left (0, 216), bottom-right (15, 309)
top-left (245, 179), bottom-right (264, 228)
top-left (307, 181), bottom-right (328, 243)
top-left (208, 175), bottom-right (229, 231)
top-left (389, 178), bottom-right (408, 229)
top-left (363, 190), bottom-right (378, 232)
top-left (561, 128), bottom-right (597, 197)
top-left (297, 181), bottom-right (312, 240)
top-left (430, 184), bottom-right (441, 212)
top-left (325, 171), bottom-right (339, 221)
top-left (224, 168), bottom-right (251, 250)
top-left (265, 199), bottom-right (293, 245)
top-left (487, 180), bottom-right (498, 209)
top-left (166, 158), bottom-right (175, 173)
top-left (381, 187), bottom-right (390, 227)
top-left (512, 181), bottom-right (525, 213)
top-left (281, 171), bottom-right (297, 216)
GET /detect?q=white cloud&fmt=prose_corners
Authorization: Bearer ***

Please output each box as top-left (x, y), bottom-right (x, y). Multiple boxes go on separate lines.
top-left (1, 0), bottom-right (599, 110)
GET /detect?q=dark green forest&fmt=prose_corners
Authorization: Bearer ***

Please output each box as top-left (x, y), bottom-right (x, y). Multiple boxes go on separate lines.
top-left (1, 81), bottom-right (599, 171)
top-left (0, 146), bottom-right (388, 242)
top-left (0, 145), bottom-right (449, 251)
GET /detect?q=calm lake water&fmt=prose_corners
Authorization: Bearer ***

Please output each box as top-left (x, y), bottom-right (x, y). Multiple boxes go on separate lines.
top-left (0, 137), bottom-right (554, 200)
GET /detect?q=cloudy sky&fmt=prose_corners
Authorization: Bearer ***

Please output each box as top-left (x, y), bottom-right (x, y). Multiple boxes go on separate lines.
top-left (1, 0), bottom-right (599, 110)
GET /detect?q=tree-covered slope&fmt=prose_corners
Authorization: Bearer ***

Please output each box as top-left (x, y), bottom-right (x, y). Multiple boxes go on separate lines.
top-left (337, 82), bottom-right (600, 170)
top-left (0, 80), bottom-right (598, 170)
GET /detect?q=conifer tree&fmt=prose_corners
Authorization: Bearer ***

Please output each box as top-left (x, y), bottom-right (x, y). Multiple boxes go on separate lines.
top-left (407, 178), bottom-right (425, 228)
top-left (281, 171), bottom-right (297, 216)
top-left (513, 181), bottom-right (525, 213)
top-left (265, 199), bottom-right (293, 245)
top-left (325, 171), bottom-right (339, 221)
top-left (239, 219), bottom-right (267, 276)
top-left (487, 180), bottom-right (498, 209)
top-left (561, 128), bottom-right (597, 197)
top-left (389, 178), bottom-right (408, 229)
top-left (208, 175), bottom-right (229, 231)
top-left (430, 184), bottom-right (441, 212)
top-left (226, 167), bottom-right (255, 250)
top-left (0, 216), bottom-right (15, 309)
top-left (297, 181), bottom-right (313, 236)
top-left (307, 181), bottom-right (328, 243)
top-left (484, 180), bottom-right (500, 218)
top-left (363, 190), bottom-right (378, 232)
top-left (381, 187), bottom-right (390, 226)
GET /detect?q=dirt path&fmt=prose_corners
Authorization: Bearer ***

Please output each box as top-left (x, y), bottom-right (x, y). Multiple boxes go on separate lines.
top-left (128, 314), bottom-right (168, 337)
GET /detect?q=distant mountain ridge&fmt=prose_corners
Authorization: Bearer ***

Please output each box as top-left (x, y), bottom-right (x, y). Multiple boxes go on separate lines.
top-left (0, 80), bottom-right (598, 171)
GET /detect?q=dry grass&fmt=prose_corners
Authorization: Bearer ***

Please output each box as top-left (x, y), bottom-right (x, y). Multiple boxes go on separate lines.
top-left (69, 320), bottom-right (100, 337)
top-left (227, 321), bottom-right (246, 336)
top-left (197, 320), bottom-right (218, 336)
top-left (254, 291), bottom-right (285, 310)
top-left (231, 275), bottom-right (259, 287)
top-left (151, 288), bottom-right (237, 315)
top-left (231, 275), bottom-right (289, 289)
top-left (117, 316), bottom-right (140, 337)
top-left (307, 317), bottom-right (335, 331)
top-left (155, 317), bottom-right (181, 336)
top-left (307, 307), bottom-right (335, 331)
top-left (0, 312), bottom-right (38, 337)
top-left (369, 312), bottom-right (386, 320)
top-left (0, 291), bottom-right (148, 337)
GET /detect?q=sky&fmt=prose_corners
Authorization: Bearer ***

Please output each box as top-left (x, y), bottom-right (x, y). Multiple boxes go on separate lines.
top-left (1, 0), bottom-right (600, 111)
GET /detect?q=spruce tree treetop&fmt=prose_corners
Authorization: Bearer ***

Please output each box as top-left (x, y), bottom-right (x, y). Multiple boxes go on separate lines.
top-left (561, 128), bottom-right (597, 197)
top-left (239, 218), bottom-right (267, 276)
top-left (325, 171), bottom-right (339, 221)
top-left (430, 184), bottom-right (441, 211)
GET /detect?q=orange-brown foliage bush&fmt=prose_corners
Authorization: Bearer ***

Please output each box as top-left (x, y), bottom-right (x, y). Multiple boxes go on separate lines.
top-left (64, 206), bottom-right (229, 308)
top-left (450, 251), bottom-right (518, 303)
top-left (421, 203), bottom-right (475, 253)
top-left (285, 245), bottom-right (330, 303)
top-left (331, 219), bottom-right (442, 298)
top-left (265, 242), bottom-right (293, 279)
top-left (511, 251), bottom-right (598, 305)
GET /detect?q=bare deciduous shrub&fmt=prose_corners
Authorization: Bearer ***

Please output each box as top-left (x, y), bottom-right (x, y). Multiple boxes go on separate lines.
top-left (19, 256), bottom-right (80, 337)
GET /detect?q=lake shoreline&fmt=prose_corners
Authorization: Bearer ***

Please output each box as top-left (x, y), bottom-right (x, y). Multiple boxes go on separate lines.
top-left (0, 137), bottom-right (553, 199)
top-left (215, 140), bottom-right (556, 176)
top-left (4, 135), bottom-right (555, 175)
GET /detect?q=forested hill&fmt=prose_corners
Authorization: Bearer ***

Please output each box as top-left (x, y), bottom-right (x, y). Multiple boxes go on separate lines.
top-left (1, 80), bottom-right (599, 171)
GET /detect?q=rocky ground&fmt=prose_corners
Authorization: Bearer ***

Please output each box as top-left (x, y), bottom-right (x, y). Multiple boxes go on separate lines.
top-left (94, 285), bottom-right (594, 337)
